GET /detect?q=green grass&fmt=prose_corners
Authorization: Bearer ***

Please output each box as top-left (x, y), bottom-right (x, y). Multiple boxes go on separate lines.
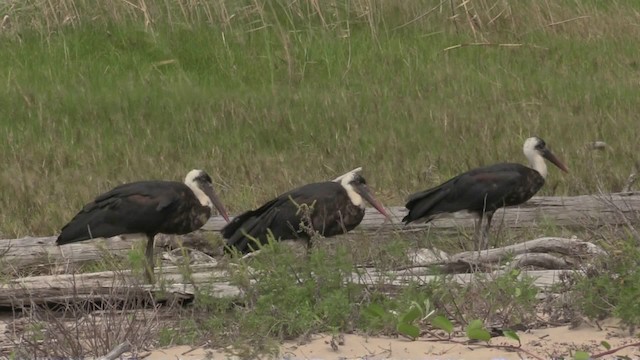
top-left (2, 3), bottom-right (640, 355)
top-left (1, 0), bottom-right (639, 237)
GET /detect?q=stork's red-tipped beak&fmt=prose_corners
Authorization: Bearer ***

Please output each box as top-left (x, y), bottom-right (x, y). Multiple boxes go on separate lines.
top-left (203, 185), bottom-right (230, 222)
top-left (543, 149), bottom-right (569, 173)
top-left (356, 184), bottom-right (391, 220)
top-left (211, 192), bottom-right (230, 223)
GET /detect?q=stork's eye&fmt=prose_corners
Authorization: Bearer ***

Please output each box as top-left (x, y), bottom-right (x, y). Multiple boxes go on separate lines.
top-left (198, 173), bottom-right (213, 183)
top-left (351, 174), bottom-right (366, 185)
top-left (535, 140), bottom-right (546, 150)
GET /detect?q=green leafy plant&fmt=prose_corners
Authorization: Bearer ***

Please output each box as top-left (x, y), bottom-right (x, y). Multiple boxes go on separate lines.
top-left (570, 236), bottom-right (640, 329)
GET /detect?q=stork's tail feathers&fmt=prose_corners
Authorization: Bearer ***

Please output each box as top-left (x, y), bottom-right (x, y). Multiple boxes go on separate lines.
top-left (223, 208), bottom-right (279, 254)
top-left (56, 210), bottom-right (123, 245)
top-left (56, 212), bottom-right (94, 245)
top-left (402, 186), bottom-right (450, 224)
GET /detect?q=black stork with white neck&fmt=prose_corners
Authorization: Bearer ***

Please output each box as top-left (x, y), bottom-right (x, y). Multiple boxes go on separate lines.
top-left (223, 167), bottom-right (391, 254)
top-left (56, 169), bottom-right (230, 282)
top-left (403, 137), bottom-right (569, 250)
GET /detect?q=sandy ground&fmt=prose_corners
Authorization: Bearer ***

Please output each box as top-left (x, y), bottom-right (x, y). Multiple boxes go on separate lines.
top-left (143, 319), bottom-right (640, 360)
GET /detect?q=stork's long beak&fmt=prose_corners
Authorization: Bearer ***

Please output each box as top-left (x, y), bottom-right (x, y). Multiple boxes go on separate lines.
top-left (355, 184), bottom-right (391, 220)
top-left (542, 149), bottom-right (569, 173)
top-left (203, 184), bottom-right (230, 223)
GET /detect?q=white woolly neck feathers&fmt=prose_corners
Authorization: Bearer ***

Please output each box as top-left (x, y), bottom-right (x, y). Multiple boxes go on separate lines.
top-left (522, 138), bottom-right (548, 179)
top-left (333, 167), bottom-right (364, 207)
top-left (184, 169), bottom-right (214, 208)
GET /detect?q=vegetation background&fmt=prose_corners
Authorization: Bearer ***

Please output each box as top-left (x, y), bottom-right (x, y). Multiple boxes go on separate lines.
top-left (1, 0), bottom-right (638, 238)
top-left (1, 2), bottom-right (640, 358)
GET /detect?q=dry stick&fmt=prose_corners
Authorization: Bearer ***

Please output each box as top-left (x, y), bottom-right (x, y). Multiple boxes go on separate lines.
top-left (421, 330), bottom-right (545, 360)
top-left (621, 161), bottom-right (639, 192)
top-left (597, 191), bottom-right (640, 245)
top-left (460, 0), bottom-right (481, 42)
top-left (592, 341), bottom-right (640, 358)
top-left (181, 346), bottom-right (202, 355)
top-left (443, 43), bottom-right (549, 52)
top-left (391, 0), bottom-right (445, 31)
top-left (545, 16), bottom-right (591, 28)
top-left (622, 173), bottom-right (638, 192)
top-left (97, 341), bottom-right (131, 360)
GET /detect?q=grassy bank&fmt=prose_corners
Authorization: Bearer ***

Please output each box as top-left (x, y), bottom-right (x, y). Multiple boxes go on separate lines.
top-left (1, 0), bottom-right (639, 237)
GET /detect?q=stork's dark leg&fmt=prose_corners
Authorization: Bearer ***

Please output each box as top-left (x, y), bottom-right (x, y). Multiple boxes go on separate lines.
top-left (473, 212), bottom-right (484, 251)
top-left (479, 212), bottom-right (494, 251)
top-left (144, 234), bottom-right (156, 283)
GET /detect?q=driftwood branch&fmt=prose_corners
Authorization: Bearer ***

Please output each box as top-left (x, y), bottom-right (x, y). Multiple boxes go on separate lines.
top-left (1, 193), bottom-right (637, 272)
top-left (0, 234), bottom-right (608, 309)
top-left (449, 237), bottom-right (606, 264)
top-left (406, 237), bottom-right (605, 273)
top-left (0, 263), bottom-right (240, 308)
top-left (202, 192), bottom-right (640, 232)
top-left (0, 235), bottom-right (143, 271)
top-left (507, 253), bottom-right (574, 271)
top-left (0, 264), bottom-right (573, 308)
top-left (98, 341), bottom-right (131, 360)
top-left (1, 238), bottom-right (605, 308)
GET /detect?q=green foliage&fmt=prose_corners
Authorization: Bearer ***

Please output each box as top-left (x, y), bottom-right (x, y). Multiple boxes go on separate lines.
top-left (225, 240), bottom-right (359, 345)
top-left (431, 315), bottom-right (454, 335)
top-left (571, 236), bottom-right (640, 329)
top-left (465, 319), bottom-right (492, 342)
top-left (3, 0), bottom-right (640, 356)
top-left (125, 244), bottom-right (150, 280)
top-left (574, 351), bottom-right (590, 360)
top-left (2, 1), bottom-right (640, 236)
top-left (433, 269), bottom-right (539, 327)
top-left (360, 285), bottom-right (436, 338)
top-left (503, 329), bottom-right (521, 345)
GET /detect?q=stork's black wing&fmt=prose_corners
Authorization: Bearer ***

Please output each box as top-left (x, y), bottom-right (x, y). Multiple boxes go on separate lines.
top-left (56, 181), bottom-right (186, 244)
top-left (223, 182), bottom-right (348, 254)
top-left (403, 163), bottom-right (540, 223)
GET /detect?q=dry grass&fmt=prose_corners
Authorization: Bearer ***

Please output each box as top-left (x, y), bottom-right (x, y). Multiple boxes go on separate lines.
top-left (3, 279), bottom-right (164, 359)
top-left (0, 1), bottom-right (638, 233)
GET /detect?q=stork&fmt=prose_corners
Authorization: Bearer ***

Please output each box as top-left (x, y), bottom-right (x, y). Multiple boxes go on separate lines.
top-left (56, 169), bottom-right (230, 282)
top-left (403, 137), bottom-right (568, 250)
top-left (223, 167), bottom-right (390, 254)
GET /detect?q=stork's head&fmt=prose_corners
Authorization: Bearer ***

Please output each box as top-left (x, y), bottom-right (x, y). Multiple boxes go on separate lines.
top-left (185, 169), bottom-right (230, 223)
top-left (334, 167), bottom-right (390, 219)
top-left (523, 137), bottom-right (569, 175)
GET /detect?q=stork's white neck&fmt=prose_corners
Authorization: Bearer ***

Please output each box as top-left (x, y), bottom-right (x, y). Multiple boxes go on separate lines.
top-left (183, 173), bottom-right (214, 209)
top-left (525, 150), bottom-right (548, 178)
top-left (188, 183), bottom-right (213, 208)
top-left (333, 167), bottom-right (364, 208)
top-left (342, 182), bottom-right (364, 208)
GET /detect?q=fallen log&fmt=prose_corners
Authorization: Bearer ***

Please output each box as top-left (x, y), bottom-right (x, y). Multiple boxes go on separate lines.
top-left (1, 193), bottom-right (636, 272)
top-left (0, 236), bottom-right (606, 308)
top-left (0, 264), bottom-right (574, 308)
top-left (406, 237), bottom-right (605, 273)
top-left (351, 268), bottom-right (575, 289)
top-left (0, 263), bottom-right (240, 308)
top-left (201, 192), bottom-right (640, 232)
top-left (0, 235), bottom-right (141, 273)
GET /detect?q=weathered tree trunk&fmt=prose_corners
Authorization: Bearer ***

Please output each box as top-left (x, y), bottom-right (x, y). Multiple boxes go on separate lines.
top-left (0, 263), bottom-right (239, 308)
top-left (406, 237), bottom-right (605, 273)
top-left (1, 193), bottom-right (635, 272)
top-left (201, 192), bottom-right (640, 232)
top-left (0, 264), bottom-right (573, 308)
top-left (0, 235), bottom-right (606, 308)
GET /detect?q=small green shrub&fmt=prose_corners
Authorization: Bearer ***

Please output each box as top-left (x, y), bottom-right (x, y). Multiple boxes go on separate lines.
top-left (571, 236), bottom-right (640, 330)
